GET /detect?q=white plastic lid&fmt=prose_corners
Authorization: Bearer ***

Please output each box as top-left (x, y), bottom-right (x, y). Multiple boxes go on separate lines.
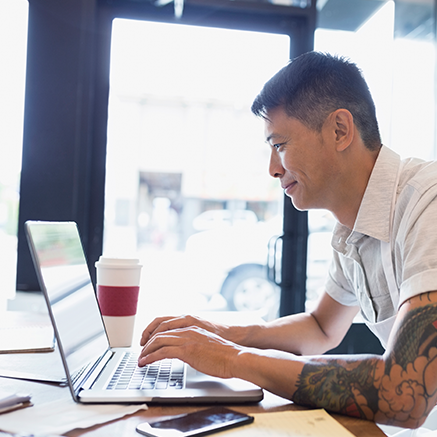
top-left (95, 256), bottom-right (142, 269)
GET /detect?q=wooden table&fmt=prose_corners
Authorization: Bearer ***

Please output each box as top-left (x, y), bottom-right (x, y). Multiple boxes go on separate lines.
top-left (65, 393), bottom-right (388, 437)
top-left (0, 309), bottom-right (387, 436)
top-left (0, 350), bottom-right (386, 437)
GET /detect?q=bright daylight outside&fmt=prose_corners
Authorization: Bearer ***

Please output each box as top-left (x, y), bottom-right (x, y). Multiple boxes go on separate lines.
top-left (104, 21), bottom-right (289, 322)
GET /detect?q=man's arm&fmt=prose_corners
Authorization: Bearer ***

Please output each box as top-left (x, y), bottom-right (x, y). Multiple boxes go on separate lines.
top-left (289, 290), bottom-right (437, 428)
top-left (138, 291), bottom-right (437, 428)
top-left (254, 291), bottom-right (359, 354)
top-left (140, 292), bottom-right (359, 356)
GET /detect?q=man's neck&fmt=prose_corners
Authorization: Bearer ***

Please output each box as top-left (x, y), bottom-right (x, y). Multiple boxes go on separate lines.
top-left (331, 146), bottom-right (381, 230)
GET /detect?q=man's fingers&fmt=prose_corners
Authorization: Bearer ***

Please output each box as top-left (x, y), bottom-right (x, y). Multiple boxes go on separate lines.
top-left (140, 329), bottom-right (189, 358)
top-left (140, 315), bottom-right (208, 346)
top-left (140, 316), bottom-right (176, 345)
top-left (138, 328), bottom-right (199, 367)
top-left (139, 327), bottom-right (208, 362)
top-left (137, 325), bottom-right (240, 380)
top-left (138, 344), bottom-right (182, 367)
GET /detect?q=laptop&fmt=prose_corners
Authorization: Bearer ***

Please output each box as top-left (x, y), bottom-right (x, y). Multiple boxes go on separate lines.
top-left (25, 220), bottom-right (263, 404)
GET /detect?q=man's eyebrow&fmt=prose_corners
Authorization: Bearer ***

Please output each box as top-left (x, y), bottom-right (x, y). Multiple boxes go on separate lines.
top-left (265, 133), bottom-right (284, 144)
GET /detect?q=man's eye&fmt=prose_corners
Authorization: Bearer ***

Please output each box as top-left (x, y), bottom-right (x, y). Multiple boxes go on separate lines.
top-left (273, 143), bottom-right (284, 150)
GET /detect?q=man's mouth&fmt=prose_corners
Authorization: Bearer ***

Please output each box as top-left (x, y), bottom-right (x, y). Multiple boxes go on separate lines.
top-left (282, 181), bottom-right (297, 194)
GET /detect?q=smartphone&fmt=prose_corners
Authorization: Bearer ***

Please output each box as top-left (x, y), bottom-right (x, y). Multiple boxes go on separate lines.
top-left (136, 406), bottom-right (254, 437)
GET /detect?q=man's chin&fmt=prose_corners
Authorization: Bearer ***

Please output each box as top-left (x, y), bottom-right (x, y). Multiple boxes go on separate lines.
top-left (288, 196), bottom-right (308, 212)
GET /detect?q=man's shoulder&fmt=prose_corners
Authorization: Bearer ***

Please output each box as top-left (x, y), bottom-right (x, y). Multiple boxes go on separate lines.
top-left (400, 157), bottom-right (437, 195)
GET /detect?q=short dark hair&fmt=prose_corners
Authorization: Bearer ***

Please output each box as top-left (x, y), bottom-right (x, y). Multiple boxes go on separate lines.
top-left (251, 51), bottom-right (382, 151)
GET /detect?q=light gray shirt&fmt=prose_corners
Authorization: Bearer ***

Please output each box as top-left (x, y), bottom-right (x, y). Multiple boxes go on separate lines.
top-left (326, 145), bottom-right (437, 326)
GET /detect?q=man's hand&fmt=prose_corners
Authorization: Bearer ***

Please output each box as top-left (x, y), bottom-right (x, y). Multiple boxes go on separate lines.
top-left (139, 315), bottom-right (232, 347)
top-left (138, 317), bottom-right (305, 398)
top-left (138, 324), bottom-right (243, 379)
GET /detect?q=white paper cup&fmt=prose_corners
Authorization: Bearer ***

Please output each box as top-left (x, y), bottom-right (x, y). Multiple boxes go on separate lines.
top-left (95, 257), bottom-right (142, 347)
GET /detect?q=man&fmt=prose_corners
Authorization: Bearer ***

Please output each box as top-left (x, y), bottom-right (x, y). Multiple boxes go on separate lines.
top-left (138, 52), bottom-right (437, 430)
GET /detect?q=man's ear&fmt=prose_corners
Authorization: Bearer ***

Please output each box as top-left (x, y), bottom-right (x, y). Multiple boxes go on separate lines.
top-left (326, 109), bottom-right (354, 152)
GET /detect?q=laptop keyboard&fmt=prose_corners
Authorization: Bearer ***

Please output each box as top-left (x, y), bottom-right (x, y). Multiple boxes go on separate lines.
top-left (106, 353), bottom-right (185, 390)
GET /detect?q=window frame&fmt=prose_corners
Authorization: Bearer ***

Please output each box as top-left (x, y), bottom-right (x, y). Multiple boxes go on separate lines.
top-left (16, 0), bottom-right (315, 317)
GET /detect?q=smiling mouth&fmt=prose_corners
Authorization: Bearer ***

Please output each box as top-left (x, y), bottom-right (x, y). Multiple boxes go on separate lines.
top-left (283, 181), bottom-right (297, 193)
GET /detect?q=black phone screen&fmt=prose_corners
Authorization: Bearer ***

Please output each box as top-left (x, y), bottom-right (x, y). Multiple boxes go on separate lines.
top-left (136, 406), bottom-right (254, 437)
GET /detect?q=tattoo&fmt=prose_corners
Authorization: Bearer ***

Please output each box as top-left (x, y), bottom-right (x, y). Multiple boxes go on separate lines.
top-left (293, 360), bottom-right (379, 419)
top-left (378, 303), bottom-right (437, 426)
top-left (388, 304), bottom-right (437, 373)
top-left (293, 302), bottom-right (437, 427)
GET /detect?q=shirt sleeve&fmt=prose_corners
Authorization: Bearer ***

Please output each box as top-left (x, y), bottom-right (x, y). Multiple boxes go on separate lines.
top-left (397, 185), bottom-right (437, 306)
top-left (325, 251), bottom-right (359, 307)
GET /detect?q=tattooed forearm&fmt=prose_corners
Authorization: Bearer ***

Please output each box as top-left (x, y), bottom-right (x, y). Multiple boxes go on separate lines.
top-left (293, 302), bottom-right (437, 428)
top-left (293, 359), bottom-right (379, 420)
top-left (377, 303), bottom-right (437, 426)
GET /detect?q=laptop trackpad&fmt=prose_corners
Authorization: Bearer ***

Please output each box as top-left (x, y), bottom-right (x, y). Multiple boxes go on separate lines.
top-left (185, 365), bottom-right (260, 391)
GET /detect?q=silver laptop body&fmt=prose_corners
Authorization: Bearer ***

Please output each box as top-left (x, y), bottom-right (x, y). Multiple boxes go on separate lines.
top-left (25, 220), bottom-right (263, 404)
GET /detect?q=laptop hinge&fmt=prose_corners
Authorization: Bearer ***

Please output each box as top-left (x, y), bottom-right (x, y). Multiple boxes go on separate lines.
top-left (80, 350), bottom-right (114, 391)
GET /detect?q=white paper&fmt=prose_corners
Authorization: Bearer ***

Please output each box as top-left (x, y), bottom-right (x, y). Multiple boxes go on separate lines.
top-left (216, 409), bottom-right (355, 437)
top-left (0, 397), bottom-right (147, 435)
top-left (0, 311), bottom-right (54, 353)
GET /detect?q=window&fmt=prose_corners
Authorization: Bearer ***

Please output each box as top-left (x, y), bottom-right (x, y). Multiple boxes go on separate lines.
top-left (15, 1), bottom-right (314, 325)
top-left (104, 20), bottom-right (290, 320)
top-left (316, 0), bottom-right (435, 160)
top-left (0, 0), bottom-right (28, 310)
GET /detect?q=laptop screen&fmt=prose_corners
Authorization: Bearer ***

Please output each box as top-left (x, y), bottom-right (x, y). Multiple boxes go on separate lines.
top-left (26, 221), bottom-right (109, 374)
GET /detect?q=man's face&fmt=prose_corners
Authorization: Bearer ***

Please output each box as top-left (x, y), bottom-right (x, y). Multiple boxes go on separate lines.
top-left (265, 107), bottom-right (338, 212)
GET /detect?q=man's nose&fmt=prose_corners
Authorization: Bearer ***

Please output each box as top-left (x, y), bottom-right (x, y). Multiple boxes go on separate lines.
top-left (269, 150), bottom-right (283, 179)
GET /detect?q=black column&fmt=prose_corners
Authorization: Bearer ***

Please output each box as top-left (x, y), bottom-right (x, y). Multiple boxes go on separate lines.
top-left (16, 0), bottom-right (108, 290)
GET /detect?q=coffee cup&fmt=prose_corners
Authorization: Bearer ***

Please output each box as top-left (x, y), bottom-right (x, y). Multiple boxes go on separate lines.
top-left (95, 256), bottom-right (142, 347)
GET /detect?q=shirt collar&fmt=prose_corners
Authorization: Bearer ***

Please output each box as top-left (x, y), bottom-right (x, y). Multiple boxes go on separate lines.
top-left (352, 145), bottom-right (401, 243)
